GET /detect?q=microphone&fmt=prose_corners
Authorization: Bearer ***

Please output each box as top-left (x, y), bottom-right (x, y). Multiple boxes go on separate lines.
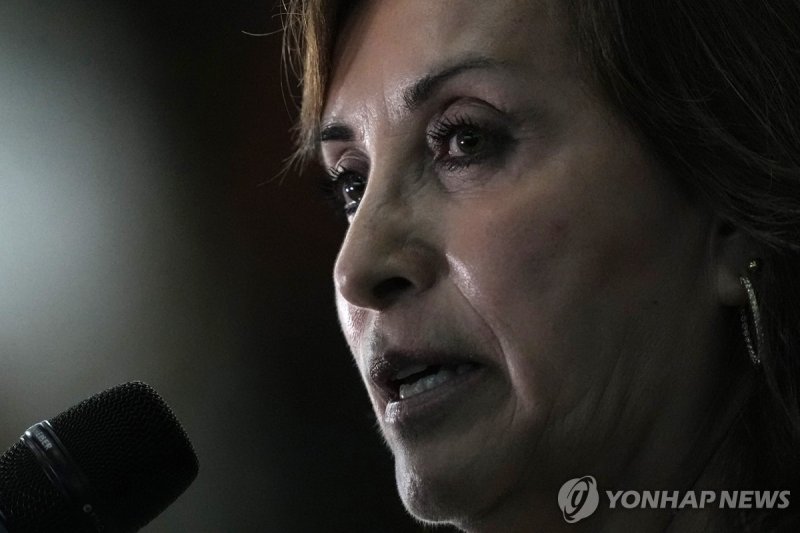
top-left (0, 382), bottom-right (199, 532)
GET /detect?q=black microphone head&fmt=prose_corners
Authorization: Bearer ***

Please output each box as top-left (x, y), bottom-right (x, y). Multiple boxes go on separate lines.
top-left (0, 381), bottom-right (199, 532)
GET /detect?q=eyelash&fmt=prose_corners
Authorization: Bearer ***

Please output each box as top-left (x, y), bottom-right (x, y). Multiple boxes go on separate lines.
top-left (319, 113), bottom-right (509, 218)
top-left (426, 113), bottom-right (507, 172)
top-left (319, 165), bottom-right (365, 219)
top-left (426, 115), bottom-right (483, 172)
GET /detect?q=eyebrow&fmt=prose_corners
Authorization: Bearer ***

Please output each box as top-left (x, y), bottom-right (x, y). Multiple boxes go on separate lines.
top-left (401, 55), bottom-right (503, 111)
top-left (318, 55), bottom-right (505, 145)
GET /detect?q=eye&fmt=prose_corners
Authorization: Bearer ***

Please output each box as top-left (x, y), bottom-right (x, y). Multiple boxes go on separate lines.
top-left (449, 127), bottom-right (486, 156)
top-left (320, 165), bottom-right (366, 218)
top-left (426, 113), bottom-right (509, 172)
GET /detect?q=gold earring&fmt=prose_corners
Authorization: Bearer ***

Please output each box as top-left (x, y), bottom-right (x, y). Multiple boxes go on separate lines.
top-left (739, 260), bottom-right (763, 366)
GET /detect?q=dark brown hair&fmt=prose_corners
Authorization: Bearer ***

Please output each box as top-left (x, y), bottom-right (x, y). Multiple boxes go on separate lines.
top-left (283, 0), bottom-right (800, 527)
top-left (565, 0), bottom-right (800, 517)
top-left (282, 0), bottom-right (347, 169)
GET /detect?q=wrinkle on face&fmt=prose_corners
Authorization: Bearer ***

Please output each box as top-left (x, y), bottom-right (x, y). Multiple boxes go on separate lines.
top-left (325, 0), bottom-right (727, 529)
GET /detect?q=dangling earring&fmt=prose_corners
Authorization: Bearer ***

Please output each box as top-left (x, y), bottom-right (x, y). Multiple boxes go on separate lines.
top-left (739, 259), bottom-right (763, 367)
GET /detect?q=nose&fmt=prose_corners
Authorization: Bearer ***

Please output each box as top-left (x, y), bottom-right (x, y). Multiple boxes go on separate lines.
top-left (333, 195), bottom-right (440, 311)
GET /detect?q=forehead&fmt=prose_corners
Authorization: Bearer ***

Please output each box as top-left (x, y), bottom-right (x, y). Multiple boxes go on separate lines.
top-left (323, 0), bottom-right (574, 121)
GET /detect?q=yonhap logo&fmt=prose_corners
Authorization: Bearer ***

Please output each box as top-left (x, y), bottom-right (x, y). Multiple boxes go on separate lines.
top-left (558, 475), bottom-right (600, 523)
top-left (556, 476), bottom-right (790, 524)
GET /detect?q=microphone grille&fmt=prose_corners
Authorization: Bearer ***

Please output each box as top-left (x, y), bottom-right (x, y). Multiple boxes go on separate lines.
top-left (0, 440), bottom-right (68, 530)
top-left (0, 382), bottom-right (199, 532)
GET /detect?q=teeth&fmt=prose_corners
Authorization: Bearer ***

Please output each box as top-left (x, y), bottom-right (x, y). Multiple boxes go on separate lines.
top-left (394, 364), bottom-right (430, 381)
top-left (399, 367), bottom-right (456, 400)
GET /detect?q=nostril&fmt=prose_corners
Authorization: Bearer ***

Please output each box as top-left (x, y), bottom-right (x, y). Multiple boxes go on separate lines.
top-left (373, 277), bottom-right (413, 302)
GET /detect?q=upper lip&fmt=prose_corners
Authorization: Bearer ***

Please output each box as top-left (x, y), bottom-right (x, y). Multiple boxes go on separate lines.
top-left (368, 349), bottom-right (485, 402)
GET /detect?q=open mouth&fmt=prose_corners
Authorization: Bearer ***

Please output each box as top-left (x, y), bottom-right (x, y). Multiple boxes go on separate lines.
top-left (386, 362), bottom-right (481, 400)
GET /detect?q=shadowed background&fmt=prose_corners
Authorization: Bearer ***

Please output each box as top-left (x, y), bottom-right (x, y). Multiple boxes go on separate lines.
top-left (0, 1), bottom-right (425, 531)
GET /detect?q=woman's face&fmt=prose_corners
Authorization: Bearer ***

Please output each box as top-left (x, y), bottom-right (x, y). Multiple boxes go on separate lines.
top-left (322, 0), bottom-right (725, 527)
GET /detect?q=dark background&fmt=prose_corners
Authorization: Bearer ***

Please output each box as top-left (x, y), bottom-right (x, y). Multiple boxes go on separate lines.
top-left (0, 2), bottom-right (431, 531)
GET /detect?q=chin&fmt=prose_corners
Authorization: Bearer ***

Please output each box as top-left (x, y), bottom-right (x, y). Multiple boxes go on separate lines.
top-left (390, 437), bottom-right (514, 528)
top-left (394, 455), bottom-right (472, 525)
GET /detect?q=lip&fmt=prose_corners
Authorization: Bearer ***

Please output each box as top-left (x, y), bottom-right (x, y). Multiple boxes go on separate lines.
top-left (368, 349), bottom-right (489, 428)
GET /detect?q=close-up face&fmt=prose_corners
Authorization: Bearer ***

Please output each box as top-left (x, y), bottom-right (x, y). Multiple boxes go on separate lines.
top-left (321, 0), bottom-right (729, 529)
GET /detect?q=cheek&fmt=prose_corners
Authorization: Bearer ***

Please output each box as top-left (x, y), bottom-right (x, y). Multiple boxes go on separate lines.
top-left (441, 169), bottom-right (681, 409)
top-left (445, 193), bottom-right (569, 331)
top-left (445, 198), bottom-right (573, 404)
